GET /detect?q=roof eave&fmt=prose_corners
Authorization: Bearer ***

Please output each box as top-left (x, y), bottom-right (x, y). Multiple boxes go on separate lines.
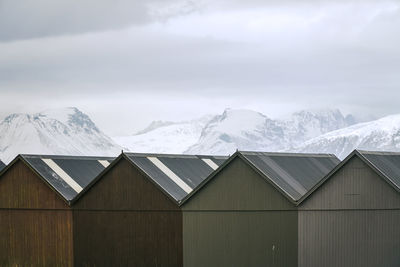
top-left (296, 149), bottom-right (400, 206)
top-left (122, 153), bottom-right (182, 207)
top-left (237, 153), bottom-right (299, 206)
top-left (70, 153), bottom-right (125, 205)
top-left (0, 155), bottom-right (73, 206)
top-left (179, 151), bottom-right (241, 206)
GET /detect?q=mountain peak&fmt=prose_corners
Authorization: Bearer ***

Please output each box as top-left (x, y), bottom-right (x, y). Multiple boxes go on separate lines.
top-left (39, 107), bottom-right (80, 124)
top-left (0, 107), bottom-right (120, 163)
top-left (185, 108), bottom-right (355, 155)
top-left (294, 113), bottom-right (400, 159)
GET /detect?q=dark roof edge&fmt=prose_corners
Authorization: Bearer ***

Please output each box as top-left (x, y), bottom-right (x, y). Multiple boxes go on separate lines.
top-left (239, 151), bottom-right (339, 158)
top-left (356, 150), bottom-right (400, 156)
top-left (181, 151), bottom-right (340, 207)
top-left (179, 151), bottom-right (241, 206)
top-left (358, 151), bottom-right (400, 192)
top-left (124, 152), bottom-right (228, 159)
top-left (0, 155), bottom-right (72, 206)
top-left (181, 151), bottom-right (319, 206)
top-left (70, 153), bottom-right (125, 205)
top-left (118, 153), bottom-right (182, 206)
top-left (20, 154), bottom-right (115, 160)
top-left (297, 149), bottom-right (400, 206)
top-left (238, 153), bottom-right (299, 205)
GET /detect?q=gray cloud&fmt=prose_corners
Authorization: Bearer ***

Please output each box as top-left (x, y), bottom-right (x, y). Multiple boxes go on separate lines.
top-left (0, 0), bottom-right (400, 135)
top-left (0, 0), bottom-right (203, 41)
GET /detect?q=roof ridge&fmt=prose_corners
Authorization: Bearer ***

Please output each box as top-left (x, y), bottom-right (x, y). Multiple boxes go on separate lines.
top-left (124, 152), bottom-right (228, 158)
top-left (238, 151), bottom-right (338, 158)
top-left (21, 154), bottom-right (115, 160)
top-left (357, 149), bottom-right (400, 156)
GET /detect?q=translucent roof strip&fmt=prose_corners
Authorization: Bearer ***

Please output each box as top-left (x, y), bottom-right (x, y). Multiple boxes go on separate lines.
top-left (202, 158), bottom-right (219, 170)
top-left (147, 157), bottom-right (192, 194)
top-left (42, 158), bottom-right (83, 193)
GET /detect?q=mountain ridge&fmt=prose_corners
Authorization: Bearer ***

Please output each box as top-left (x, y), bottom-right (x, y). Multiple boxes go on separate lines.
top-left (293, 113), bottom-right (400, 159)
top-left (0, 107), bottom-right (120, 163)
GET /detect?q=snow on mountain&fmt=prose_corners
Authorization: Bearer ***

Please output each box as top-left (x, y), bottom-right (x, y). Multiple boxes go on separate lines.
top-left (112, 115), bottom-right (214, 154)
top-left (0, 107), bottom-right (121, 163)
top-left (185, 108), bottom-right (355, 155)
top-left (293, 114), bottom-right (400, 159)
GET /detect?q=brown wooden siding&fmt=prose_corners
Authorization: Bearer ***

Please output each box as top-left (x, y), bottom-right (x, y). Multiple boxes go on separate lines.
top-left (0, 159), bottom-right (70, 209)
top-left (0, 159), bottom-right (74, 266)
top-left (74, 158), bottom-right (179, 211)
top-left (300, 156), bottom-right (400, 210)
top-left (73, 157), bottom-right (183, 266)
top-left (73, 210), bottom-right (182, 267)
top-left (183, 157), bottom-right (295, 211)
top-left (298, 210), bottom-right (400, 267)
top-left (0, 209), bottom-right (73, 267)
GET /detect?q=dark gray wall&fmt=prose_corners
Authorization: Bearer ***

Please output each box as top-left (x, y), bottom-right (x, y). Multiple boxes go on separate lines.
top-left (298, 156), bottom-right (400, 267)
top-left (182, 157), bottom-right (298, 267)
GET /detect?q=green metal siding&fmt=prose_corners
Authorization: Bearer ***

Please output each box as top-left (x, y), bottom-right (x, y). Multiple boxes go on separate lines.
top-left (183, 157), bottom-right (295, 211)
top-left (183, 211), bottom-right (297, 267)
top-left (182, 157), bottom-right (297, 267)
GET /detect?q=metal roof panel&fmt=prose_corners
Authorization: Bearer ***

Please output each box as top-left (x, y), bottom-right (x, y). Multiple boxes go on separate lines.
top-left (125, 153), bottom-right (228, 202)
top-left (21, 155), bottom-right (114, 202)
top-left (358, 150), bottom-right (400, 190)
top-left (241, 151), bottom-right (340, 201)
top-left (0, 161), bottom-right (5, 172)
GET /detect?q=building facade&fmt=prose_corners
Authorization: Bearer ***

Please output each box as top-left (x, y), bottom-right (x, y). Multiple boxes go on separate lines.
top-left (181, 151), bottom-right (339, 267)
top-left (0, 154), bottom-right (113, 266)
top-left (298, 150), bottom-right (400, 267)
top-left (72, 152), bottom-right (227, 266)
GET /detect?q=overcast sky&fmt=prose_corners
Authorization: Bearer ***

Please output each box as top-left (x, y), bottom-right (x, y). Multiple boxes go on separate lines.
top-left (1, 0), bottom-right (400, 135)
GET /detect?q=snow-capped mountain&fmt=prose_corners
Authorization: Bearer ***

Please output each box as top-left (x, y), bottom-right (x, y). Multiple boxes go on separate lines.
top-left (0, 107), bottom-right (121, 163)
top-left (113, 115), bottom-right (214, 154)
top-left (185, 108), bottom-right (355, 155)
top-left (294, 114), bottom-right (400, 159)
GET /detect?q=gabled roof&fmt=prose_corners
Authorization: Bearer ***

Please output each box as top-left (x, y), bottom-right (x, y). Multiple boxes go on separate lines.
top-left (123, 152), bottom-right (228, 204)
top-left (299, 150), bottom-right (400, 204)
top-left (0, 161), bottom-right (5, 172)
top-left (1, 154), bottom-right (114, 204)
top-left (359, 150), bottom-right (400, 190)
top-left (182, 151), bottom-right (340, 205)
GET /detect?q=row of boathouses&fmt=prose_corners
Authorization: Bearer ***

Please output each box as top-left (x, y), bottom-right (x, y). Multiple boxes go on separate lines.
top-left (0, 150), bottom-right (399, 266)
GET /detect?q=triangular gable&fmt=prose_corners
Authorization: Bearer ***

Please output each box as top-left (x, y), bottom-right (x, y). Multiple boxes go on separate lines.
top-left (0, 154), bottom-right (114, 205)
top-left (124, 153), bottom-right (228, 205)
top-left (0, 156), bottom-right (71, 207)
top-left (72, 153), bottom-right (227, 207)
top-left (298, 150), bottom-right (400, 205)
top-left (182, 151), bottom-right (339, 206)
top-left (359, 150), bottom-right (400, 191)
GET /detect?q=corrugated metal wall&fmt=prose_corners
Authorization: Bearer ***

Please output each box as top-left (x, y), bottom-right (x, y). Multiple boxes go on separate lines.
top-left (298, 156), bottom-right (400, 267)
top-left (183, 157), bottom-right (297, 267)
top-left (0, 160), bottom-right (73, 266)
top-left (298, 210), bottom-right (400, 267)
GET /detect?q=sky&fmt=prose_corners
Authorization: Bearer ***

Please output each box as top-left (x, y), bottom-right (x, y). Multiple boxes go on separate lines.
top-left (0, 0), bottom-right (400, 135)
